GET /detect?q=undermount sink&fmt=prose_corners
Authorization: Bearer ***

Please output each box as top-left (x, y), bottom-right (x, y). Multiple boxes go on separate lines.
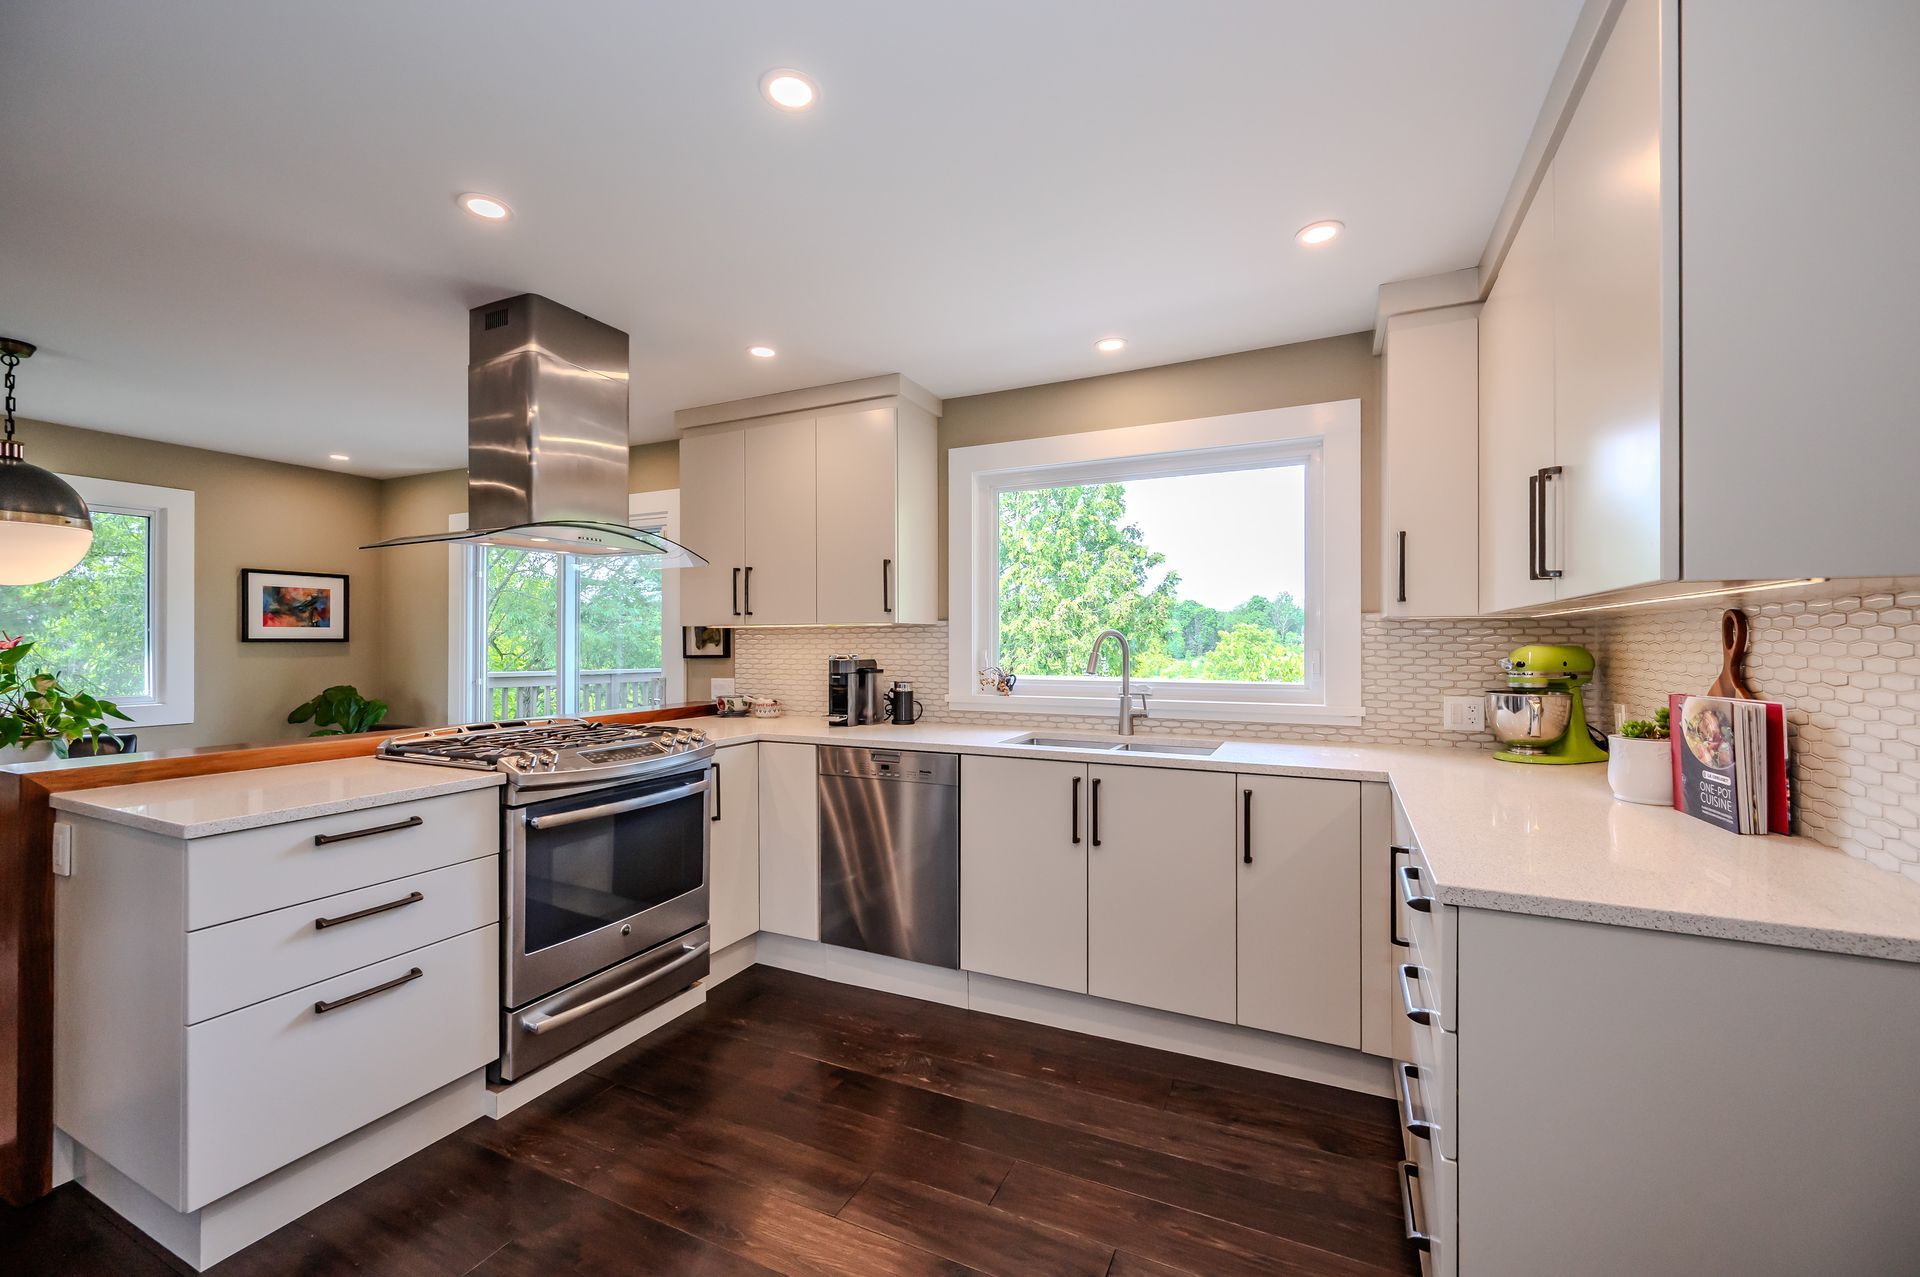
top-left (1006, 734), bottom-right (1223, 758)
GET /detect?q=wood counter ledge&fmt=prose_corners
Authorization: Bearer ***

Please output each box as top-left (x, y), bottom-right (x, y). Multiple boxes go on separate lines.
top-left (0, 703), bottom-right (709, 1205)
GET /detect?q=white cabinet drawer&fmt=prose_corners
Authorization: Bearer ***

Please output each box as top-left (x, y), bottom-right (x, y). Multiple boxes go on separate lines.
top-left (186, 856), bottom-right (498, 1023)
top-left (1408, 1123), bottom-right (1459, 1277)
top-left (187, 790), bottom-right (498, 929)
top-left (1407, 1011), bottom-right (1459, 1162)
top-left (182, 924), bottom-right (498, 1210)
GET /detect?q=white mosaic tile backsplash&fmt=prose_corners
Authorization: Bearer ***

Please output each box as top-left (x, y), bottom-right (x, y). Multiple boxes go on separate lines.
top-left (1592, 579), bottom-right (1920, 883)
top-left (735, 576), bottom-right (1920, 886)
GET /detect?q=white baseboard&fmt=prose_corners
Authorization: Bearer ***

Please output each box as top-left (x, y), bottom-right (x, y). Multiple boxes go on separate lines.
top-left (750, 934), bottom-right (1390, 1098)
top-left (707, 933), bottom-right (759, 986)
top-left (485, 984), bottom-right (707, 1119)
top-left (67, 1070), bottom-right (490, 1271)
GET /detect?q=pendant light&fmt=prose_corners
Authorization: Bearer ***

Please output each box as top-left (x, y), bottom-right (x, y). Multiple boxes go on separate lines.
top-left (0, 339), bottom-right (94, 586)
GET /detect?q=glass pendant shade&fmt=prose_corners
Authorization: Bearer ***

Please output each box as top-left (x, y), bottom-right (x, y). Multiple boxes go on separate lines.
top-left (0, 461), bottom-right (94, 585)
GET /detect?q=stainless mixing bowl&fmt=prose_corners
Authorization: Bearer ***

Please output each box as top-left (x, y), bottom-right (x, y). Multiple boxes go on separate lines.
top-left (1487, 690), bottom-right (1573, 753)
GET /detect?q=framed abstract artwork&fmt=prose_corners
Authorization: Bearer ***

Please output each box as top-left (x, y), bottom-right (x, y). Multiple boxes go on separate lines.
top-left (239, 568), bottom-right (350, 642)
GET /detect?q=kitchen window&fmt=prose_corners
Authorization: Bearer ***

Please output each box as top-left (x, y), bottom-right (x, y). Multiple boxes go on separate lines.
top-left (449, 491), bottom-right (686, 721)
top-left (0, 475), bottom-right (196, 727)
top-left (949, 402), bottom-right (1361, 724)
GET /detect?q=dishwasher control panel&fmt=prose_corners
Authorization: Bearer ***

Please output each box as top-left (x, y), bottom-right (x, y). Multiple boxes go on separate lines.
top-left (817, 746), bottom-right (959, 784)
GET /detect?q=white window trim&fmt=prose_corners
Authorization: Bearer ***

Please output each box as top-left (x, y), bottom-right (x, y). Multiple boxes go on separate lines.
top-left (45, 475), bottom-right (196, 728)
top-left (445, 491), bottom-right (687, 722)
top-left (946, 401), bottom-right (1362, 726)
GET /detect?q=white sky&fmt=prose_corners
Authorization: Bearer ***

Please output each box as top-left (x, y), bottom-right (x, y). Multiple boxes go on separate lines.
top-left (1121, 465), bottom-right (1306, 610)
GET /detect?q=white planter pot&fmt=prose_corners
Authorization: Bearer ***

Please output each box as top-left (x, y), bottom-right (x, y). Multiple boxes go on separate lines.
top-left (1608, 735), bottom-right (1674, 805)
top-left (0, 740), bottom-right (57, 766)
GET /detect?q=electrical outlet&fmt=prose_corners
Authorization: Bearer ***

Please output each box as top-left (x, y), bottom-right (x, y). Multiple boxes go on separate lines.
top-left (52, 823), bottom-right (74, 877)
top-left (709, 677), bottom-right (736, 698)
top-left (1442, 696), bottom-right (1486, 732)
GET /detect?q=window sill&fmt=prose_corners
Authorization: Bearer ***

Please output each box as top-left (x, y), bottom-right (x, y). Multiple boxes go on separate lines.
top-left (944, 691), bottom-right (1366, 727)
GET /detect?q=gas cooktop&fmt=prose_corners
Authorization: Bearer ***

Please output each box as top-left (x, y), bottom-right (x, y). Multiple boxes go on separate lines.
top-left (378, 717), bottom-right (712, 791)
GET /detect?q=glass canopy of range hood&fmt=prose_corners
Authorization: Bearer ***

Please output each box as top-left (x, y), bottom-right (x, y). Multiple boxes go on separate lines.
top-left (361, 520), bottom-right (708, 566)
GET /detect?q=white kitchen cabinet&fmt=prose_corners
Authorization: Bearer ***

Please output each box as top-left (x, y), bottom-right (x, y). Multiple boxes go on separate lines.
top-left (678, 428), bottom-right (747, 625)
top-left (1678, 0), bottom-right (1920, 580)
top-left (1379, 306), bottom-right (1480, 618)
top-left (1547, 0), bottom-right (1664, 601)
top-left (677, 377), bottom-right (941, 628)
top-left (1477, 166), bottom-right (1558, 615)
top-left (708, 743), bottom-right (760, 950)
top-left (959, 754), bottom-right (1089, 994)
top-left (1235, 775), bottom-right (1361, 1048)
top-left (1086, 764), bottom-right (1236, 1024)
top-left (757, 742), bottom-right (819, 940)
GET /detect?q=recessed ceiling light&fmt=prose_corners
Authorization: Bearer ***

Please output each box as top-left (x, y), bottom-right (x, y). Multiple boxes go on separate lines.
top-left (760, 69), bottom-right (818, 111)
top-left (328, 453), bottom-right (350, 462)
top-left (459, 193), bottom-right (511, 221)
top-left (1296, 219), bottom-right (1343, 246)
top-left (1095, 337), bottom-right (1127, 353)
top-left (747, 345), bottom-right (777, 359)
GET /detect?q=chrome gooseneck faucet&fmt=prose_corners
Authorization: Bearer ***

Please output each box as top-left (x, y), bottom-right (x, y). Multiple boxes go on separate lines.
top-left (1085, 629), bottom-right (1150, 735)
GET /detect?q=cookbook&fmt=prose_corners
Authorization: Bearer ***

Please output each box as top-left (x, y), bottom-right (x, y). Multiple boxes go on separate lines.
top-left (1668, 694), bottom-right (1789, 835)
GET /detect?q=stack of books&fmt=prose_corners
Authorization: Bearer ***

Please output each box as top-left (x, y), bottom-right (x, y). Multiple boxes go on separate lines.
top-left (1668, 694), bottom-right (1789, 835)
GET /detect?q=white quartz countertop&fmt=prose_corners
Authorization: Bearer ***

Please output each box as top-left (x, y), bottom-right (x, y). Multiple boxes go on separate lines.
top-left (48, 756), bottom-right (503, 838)
top-left (699, 714), bottom-right (1920, 962)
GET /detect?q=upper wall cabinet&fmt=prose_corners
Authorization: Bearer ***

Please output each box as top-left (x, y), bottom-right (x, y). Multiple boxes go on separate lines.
top-left (1477, 0), bottom-right (1918, 609)
top-left (676, 376), bottom-right (941, 628)
top-left (1380, 304), bottom-right (1481, 618)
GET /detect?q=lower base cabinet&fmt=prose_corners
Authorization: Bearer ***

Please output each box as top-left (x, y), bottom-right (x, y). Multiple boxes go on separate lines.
top-left (757, 742), bottom-right (820, 940)
top-left (708, 744), bottom-right (760, 949)
top-left (1236, 775), bottom-right (1362, 1047)
top-left (960, 754), bottom-right (1090, 993)
top-left (1087, 764), bottom-right (1237, 1023)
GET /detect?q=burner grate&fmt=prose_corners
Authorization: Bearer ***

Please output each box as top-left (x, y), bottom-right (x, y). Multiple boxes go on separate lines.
top-left (378, 717), bottom-right (709, 776)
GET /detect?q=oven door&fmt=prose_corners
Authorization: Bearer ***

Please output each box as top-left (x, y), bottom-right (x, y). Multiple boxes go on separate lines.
top-left (505, 767), bottom-right (710, 1008)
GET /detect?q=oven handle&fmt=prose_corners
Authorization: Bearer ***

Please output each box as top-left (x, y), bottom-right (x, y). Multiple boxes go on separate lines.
top-left (525, 777), bottom-right (711, 830)
top-left (521, 941), bottom-right (711, 1036)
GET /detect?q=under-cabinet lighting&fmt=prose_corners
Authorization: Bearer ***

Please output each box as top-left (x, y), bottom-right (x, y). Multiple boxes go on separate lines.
top-left (1528, 578), bottom-right (1829, 617)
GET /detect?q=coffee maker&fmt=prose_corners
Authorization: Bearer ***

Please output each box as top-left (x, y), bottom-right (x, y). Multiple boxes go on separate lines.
top-left (827, 655), bottom-right (882, 727)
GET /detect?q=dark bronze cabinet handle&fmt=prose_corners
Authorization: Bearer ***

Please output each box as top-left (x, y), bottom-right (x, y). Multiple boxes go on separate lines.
top-left (1071, 775), bottom-right (1082, 845)
top-left (1528, 472), bottom-right (1541, 580)
top-left (744, 566), bottom-right (753, 616)
top-left (882, 558), bottom-right (893, 614)
top-left (710, 761), bottom-right (722, 823)
top-left (314, 966), bottom-right (422, 1014)
top-left (1390, 845), bottom-right (1413, 947)
top-left (314, 891), bottom-right (423, 930)
top-left (1398, 1161), bottom-right (1433, 1252)
top-left (1090, 777), bottom-right (1102, 847)
top-left (1536, 465), bottom-right (1562, 579)
top-left (1242, 788), bottom-right (1253, 864)
top-left (1396, 530), bottom-right (1408, 604)
top-left (313, 814), bottom-right (423, 846)
top-left (732, 567), bottom-right (742, 617)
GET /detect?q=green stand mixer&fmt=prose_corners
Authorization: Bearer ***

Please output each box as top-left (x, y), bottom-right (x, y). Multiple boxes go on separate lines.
top-left (1487, 643), bottom-right (1610, 764)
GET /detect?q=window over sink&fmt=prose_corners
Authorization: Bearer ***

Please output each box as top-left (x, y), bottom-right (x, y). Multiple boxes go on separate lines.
top-left (950, 402), bottom-right (1361, 724)
top-left (448, 490), bottom-right (686, 721)
top-left (0, 475), bottom-right (195, 727)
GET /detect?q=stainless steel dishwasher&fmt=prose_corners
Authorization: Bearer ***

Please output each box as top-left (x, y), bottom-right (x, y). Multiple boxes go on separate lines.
top-left (818, 746), bottom-right (960, 968)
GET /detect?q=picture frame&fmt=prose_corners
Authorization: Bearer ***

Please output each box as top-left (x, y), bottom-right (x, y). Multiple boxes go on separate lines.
top-left (239, 568), bottom-right (350, 642)
top-left (682, 625), bottom-right (732, 659)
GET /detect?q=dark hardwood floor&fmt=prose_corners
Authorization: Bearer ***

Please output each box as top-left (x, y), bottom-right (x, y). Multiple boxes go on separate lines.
top-left (0, 966), bottom-right (1419, 1276)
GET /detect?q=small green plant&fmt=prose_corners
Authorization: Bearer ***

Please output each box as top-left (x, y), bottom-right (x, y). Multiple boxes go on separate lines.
top-left (1619, 706), bottom-right (1671, 740)
top-left (0, 634), bottom-right (132, 754)
top-left (288, 685), bottom-right (389, 736)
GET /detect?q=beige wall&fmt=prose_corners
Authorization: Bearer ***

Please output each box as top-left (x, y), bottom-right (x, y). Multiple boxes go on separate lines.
top-left (937, 331), bottom-right (1383, 613)
top-left (11, 419), bottom-right (388, 750)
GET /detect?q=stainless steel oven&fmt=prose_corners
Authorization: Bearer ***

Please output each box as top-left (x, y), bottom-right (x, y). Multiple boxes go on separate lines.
top-left (498, 763), bottom-right (712, 1079)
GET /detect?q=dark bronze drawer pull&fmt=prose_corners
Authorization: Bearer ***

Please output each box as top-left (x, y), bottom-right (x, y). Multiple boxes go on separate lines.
top-left (313, 814), bottom-right (424, 846)
top-left (314, 891), bottom-right (424, 930)
top-left (314, 966), bottom-right (422, 1014)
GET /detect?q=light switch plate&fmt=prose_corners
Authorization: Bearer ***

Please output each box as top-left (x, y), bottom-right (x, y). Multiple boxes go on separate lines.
top-left (1443, 696), bottom-right (1486, 732)
top-left (52, 823), bottom-right (74, 877)
top-left (709, 677), bottom-right (735, 698)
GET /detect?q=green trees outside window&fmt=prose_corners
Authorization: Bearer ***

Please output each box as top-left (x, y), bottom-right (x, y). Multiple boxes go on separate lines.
top-left (0, 511), bottom-right (151, 699)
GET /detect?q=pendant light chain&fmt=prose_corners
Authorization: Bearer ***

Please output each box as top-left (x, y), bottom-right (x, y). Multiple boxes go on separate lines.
top-left (3, 350), bottom-right (19, 445)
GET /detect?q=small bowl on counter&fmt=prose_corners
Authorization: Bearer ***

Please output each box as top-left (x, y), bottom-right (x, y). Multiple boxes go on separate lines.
top-left (749, 697), bottom-right (782, 718)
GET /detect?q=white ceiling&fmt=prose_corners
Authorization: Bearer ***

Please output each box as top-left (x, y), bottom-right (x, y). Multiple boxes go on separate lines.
top-left (0, 1), bottom-right (1581, 478)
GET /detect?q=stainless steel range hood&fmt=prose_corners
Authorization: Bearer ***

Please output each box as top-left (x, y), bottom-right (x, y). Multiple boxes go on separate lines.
top-left (364, 294), bottom-right (705, 565)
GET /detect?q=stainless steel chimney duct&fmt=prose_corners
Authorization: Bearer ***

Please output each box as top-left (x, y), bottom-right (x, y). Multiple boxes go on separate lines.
top-left (364, 294), bottom-right (705, 563)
